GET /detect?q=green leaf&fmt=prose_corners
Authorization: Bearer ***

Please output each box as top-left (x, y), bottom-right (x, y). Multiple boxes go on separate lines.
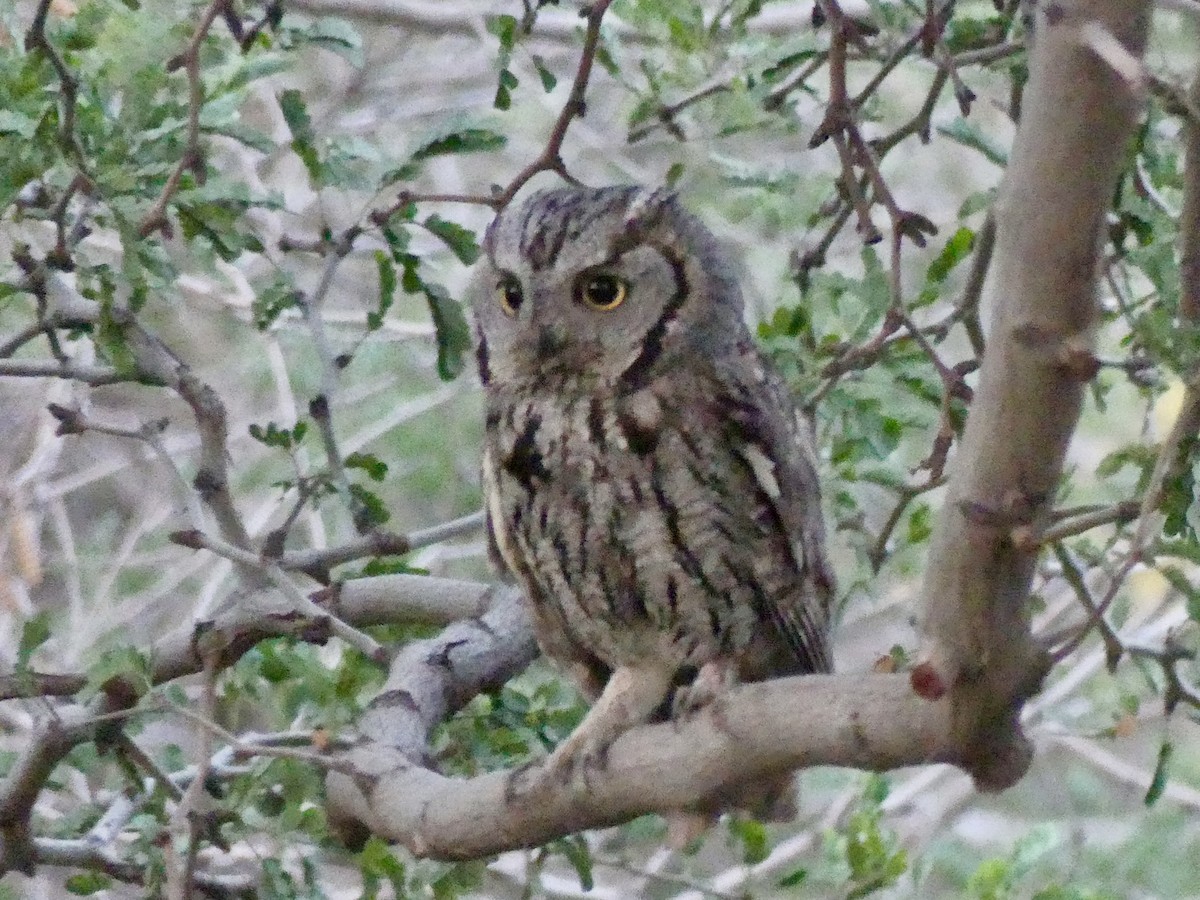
top-left (261, 858), bottom-right (295, 895)
top-left (494, 68), bottom-right (519, 110)
top-left (431, 861), bottom-right (486, 899)
top-left (94, 301), bottom-right (139, 378)
top-left (862, 773), bottom-right (890, 805)
top-left (778, 867), bottom-right (808, 888)
top-left (400, 254), bottom-right (422, 293)
top-left (371, 250), bottom-right (396, 331)
top-left (279, 89), bottom-right (322, 182)
top-left (842, 794), bottom-right (907, 899)
top-left (17, 612), bottom-right (52, 670)
top-left (927, 226), bottom-right (975, 283)
top-left (554, 835), bottom-right (595, 891)
top-left (257, 642), bottom-right (293, 683)
top-left (1161, 566), bottom-right (1200, 621)
top-left (65, 873), bottom-right (113, 895)
top-left (596, 41), bottom-right (620, 76)
top-left (938, 117), bottom-right (1009, 167)
top-left (423, 283), bottom-right (473, 381)
top-left (204, 120), bottom-right (276, 154)
top-left (1144, 740), bottom-right (1173, 806)
top-left (1096, 444), bottom-right (1154, 479)
top-left (298, 17), bottom-right (364, 68)
top-left (532, 54), bottom-right (558, 92)
top-left (252, 275), bottom-right (301, 330)
top-left (1158, 538), bottom-right (1200, 566)
top-left (349, 483), bottom-right (391, 528)
top-left (346, 451), bottom-right (388, 482)
top-left (360, 836), bottom-right (407, 899)
top-left (1009, 824), bottom-right (1062, 877)
top-left (279, 89), bottom-right (313, 143)
top-left (487, 14), bottom-right (519, 51)
top-left (1161, 459), bottom-right (1197, 538)
top-left (907, 502), bottom-right (932, 544)
top-left (945, 15), bottom-right (1006, 53)
top-left (411, 128), bottom-right (507, 161)
top-left (763, 49), bottom-right (820, 83)
top-left (729, 816), bottom-right (770, 864)
top-left (249, 421), bottom-right (299, 450)
top-left (968, 857), bottom-right (1013, 900)
top-left (422, 215), bottom-right (479, 265)
top-left (312, 134), bottom-right (379, 189)
top-left (858, 246), bottom-right (892, 314)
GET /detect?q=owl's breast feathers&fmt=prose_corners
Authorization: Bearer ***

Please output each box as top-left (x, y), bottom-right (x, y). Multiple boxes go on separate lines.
top-left (481, 356), bottom-right (833, 676)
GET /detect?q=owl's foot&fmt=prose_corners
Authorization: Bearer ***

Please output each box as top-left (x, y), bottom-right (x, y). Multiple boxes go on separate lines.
top-left (672, 659), bottom-right (737, 720)
top-left (505, 663), bottom-right (674, 801)
top-left (505, 728), bottom-right (613, 800)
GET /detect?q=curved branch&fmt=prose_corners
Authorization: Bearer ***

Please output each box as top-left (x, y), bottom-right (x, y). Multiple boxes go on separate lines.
top-left (332, 673), bottom-right (951, 860)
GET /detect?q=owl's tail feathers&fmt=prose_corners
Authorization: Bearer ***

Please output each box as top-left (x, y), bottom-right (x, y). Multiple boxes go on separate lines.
top-left (662, 772), bottom-right (797, 849)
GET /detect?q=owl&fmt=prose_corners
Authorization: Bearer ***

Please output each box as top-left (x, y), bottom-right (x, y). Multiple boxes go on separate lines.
top-left (470, 185), bottom-right (834, 814)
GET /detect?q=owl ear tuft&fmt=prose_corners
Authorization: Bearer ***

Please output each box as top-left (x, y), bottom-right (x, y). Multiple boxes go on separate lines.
top-left (622, 187), bottom-right (676, 234)
top-left (482, 215), bottom-right (502, 258)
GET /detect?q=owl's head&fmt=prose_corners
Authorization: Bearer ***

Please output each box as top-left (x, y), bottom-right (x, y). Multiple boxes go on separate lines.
top-left (470, 186), bottom-right (746, 391)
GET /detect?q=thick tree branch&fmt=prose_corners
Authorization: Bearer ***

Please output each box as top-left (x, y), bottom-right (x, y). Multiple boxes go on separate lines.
top-left (331, 673), bottom-right (951, 860)
top-left (913, 0), bottom-right (1150, 789)
top-left (326, 586), bottom-right (537, 841)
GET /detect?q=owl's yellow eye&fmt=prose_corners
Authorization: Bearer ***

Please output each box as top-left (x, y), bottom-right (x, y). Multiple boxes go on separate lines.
top-left (496, 275), bottom-right (524, 317)
top-left (578, 273), bottom-right (628, 311)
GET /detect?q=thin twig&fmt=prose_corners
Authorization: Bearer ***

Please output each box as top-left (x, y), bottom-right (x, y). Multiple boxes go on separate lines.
top-left (168, 528), bottom-right (386, 660)
top-left (138, 0), bottom-right (229, 237)
top-left (628, 80), bottom-right (734, 143)
top-left (164, 652), bottom-right (217, 900)
top-left (277, 509), bottom-right (485, 574)
top-left (167, 702), bottom-right (354, 773)
top-left (24, 0), bottom-right (85, 164)
top-left (1032, 501), bottom-right (1140, 547)
top-left (0, 358), bottom-right (126, 385)
top-left (493, 0), bottom-right (616, 210)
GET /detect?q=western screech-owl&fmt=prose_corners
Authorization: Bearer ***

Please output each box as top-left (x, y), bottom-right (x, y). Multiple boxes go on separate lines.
top-left (470, 185), bottom-right (834, 813)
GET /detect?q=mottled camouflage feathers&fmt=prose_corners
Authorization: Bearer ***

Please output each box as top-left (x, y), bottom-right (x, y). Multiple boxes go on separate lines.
top-left (470, 186), bottom-right (834, 808)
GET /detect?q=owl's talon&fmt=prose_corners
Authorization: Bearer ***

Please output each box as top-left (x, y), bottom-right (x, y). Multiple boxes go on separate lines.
top-left (672, 660), bottom-right (736, 720)
top-left (504, 760), bottom-right (539, 803)
top-left (508, 738), bottom-right (612, 800)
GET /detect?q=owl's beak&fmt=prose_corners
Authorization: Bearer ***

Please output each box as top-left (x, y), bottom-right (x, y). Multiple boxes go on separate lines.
top-left (533, 323), bottom-right (569, 361)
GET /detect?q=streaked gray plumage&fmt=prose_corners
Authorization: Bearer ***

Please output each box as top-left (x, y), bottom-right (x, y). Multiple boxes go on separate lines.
top-left (470, 186), bottom-right (834, 810)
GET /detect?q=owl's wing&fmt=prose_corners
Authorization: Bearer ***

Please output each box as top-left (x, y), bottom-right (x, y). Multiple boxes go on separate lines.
top-left (717, 350), bottom-right (835, 673)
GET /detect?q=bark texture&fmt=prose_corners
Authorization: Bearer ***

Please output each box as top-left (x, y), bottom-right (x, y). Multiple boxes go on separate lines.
top-left (915, 0), bottom-right (1150, 788)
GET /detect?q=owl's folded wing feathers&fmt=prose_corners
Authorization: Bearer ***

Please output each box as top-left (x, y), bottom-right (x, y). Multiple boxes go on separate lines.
top-left (719, 353), bottom-right (835, 673)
